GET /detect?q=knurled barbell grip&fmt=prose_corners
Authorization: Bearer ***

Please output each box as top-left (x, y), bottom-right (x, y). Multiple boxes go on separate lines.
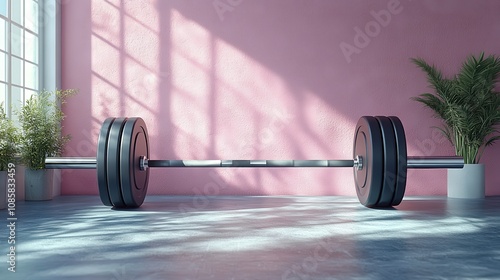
top-left (145, 159), bottom-right (356, 168)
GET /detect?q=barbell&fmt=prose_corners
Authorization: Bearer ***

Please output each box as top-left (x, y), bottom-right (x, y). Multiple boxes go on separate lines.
top-left (45, 116), bottom-right (464, 209)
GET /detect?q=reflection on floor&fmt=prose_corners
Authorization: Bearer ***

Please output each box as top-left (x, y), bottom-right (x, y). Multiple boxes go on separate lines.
top-left (2, 195), bottom-right (500, 279)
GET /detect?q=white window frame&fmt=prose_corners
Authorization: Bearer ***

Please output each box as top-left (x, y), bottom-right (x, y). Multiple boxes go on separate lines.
top-left (0, 0), bottom-right (60, 121)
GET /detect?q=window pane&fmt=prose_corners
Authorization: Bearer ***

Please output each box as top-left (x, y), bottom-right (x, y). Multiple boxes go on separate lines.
top-left (0, 0), bottom-right (7, 17)
top-left (25, 88), bottom-right (36, 104)
top-left (0, 83), bottom-right (5, 110)
top-left (0, 51), bottom-right (5, 82)
top-left (25, 0), bottom-right (38, 33)
top-left (0, 18), bottom-right (6, 51)
top-left (25, 61), bottom-right (37, 89)
top-left (11, 24), bottom-right (23, 58)
top-left (11, 0), bottom-right (23, 25)
top-left (25, 31), bottom-right (37, 63)
top-left (11, 56), bottom-right (23, 86)
top-left (11, 86), bottom-right (22, 124)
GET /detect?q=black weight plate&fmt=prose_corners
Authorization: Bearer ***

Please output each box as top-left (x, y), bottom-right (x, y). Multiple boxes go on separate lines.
top-left (120, 117), bottom-right (150, 208)
top-left (388, 116), bottom-right (407, 206)
top-left (97, 118), bottom-right (115, 206)
top-left (107, 117), bottom-right (127, 208)
top-left (353, 116), bottom-right (384, 207)
top-left (374, 116), bottom-right (397, 207)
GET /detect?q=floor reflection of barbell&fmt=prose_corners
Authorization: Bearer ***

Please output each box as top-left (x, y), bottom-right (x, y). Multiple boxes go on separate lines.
top-left (45, 116), bottom-right (463, 209)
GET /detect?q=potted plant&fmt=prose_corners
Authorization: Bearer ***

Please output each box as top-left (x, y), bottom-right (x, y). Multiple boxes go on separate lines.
top-left (18, 89), bottom-right (75, 201)
top-left (411, 52), bottom-right (500, 199)
top-left (0, 103), bottom-right (20, 208)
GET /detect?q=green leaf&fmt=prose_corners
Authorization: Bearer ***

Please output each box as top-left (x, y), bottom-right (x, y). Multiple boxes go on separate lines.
top-left (18, 89), bottom-right (77, 169)
top-left (411, 53), bottom-right (500, 164)
top-left (0, 103), bottom-right (20, 170)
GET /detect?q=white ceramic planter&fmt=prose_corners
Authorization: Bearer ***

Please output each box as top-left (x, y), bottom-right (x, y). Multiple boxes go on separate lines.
top-left (0, 171), bottom-right (6, 209)
top-left (447, 164), bottom-right (485, 199)
top-left (25, 169), bottom-right (54, 201)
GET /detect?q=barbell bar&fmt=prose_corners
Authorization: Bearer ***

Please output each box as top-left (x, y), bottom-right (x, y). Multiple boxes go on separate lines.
top-left (45, 116), bottom-right (464, 209)
top-left (45, 157), bottom-right (462, 169)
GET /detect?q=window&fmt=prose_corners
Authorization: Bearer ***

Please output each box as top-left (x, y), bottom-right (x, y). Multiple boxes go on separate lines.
top-left (0, 0), bottom-right (40, 122)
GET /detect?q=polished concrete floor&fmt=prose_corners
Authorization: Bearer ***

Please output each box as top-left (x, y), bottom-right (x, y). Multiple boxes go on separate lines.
top-left (1, 195), bottom-right (500, 280)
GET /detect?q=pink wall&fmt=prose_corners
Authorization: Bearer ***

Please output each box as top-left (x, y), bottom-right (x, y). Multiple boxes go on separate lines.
top-left (61, 0), bottom-right (500, 197)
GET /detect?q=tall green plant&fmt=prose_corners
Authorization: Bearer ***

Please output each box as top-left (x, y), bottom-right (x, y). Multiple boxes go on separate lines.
top-left (411, 53), bottom-right (500, 164)
top-left (0, 103), bottom-right (20, 171)
top-left (18, 89), bottom-right (76, 170)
